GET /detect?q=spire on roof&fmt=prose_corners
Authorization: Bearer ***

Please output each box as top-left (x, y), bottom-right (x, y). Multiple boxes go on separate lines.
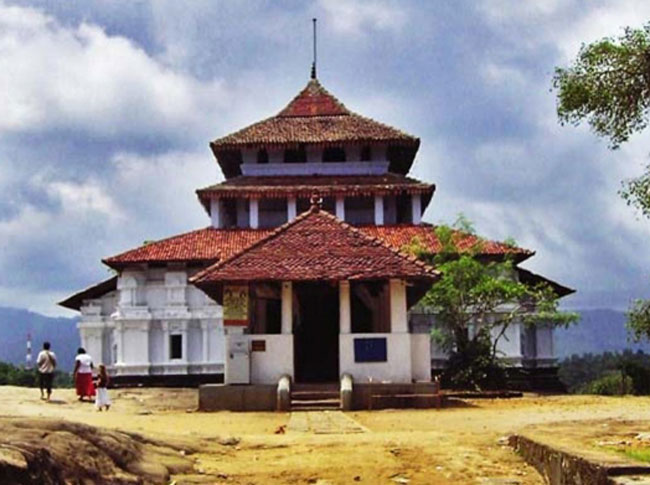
top-left (311, 18), bottom-right (317, 80)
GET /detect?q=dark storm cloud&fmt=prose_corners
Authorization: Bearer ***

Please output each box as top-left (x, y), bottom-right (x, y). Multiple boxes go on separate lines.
top-left (1, 0), bottom-right (649, 313)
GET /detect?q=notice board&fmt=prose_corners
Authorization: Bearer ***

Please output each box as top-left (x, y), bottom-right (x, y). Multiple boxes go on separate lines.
top-left (354, 337), bottom-right (387, 362)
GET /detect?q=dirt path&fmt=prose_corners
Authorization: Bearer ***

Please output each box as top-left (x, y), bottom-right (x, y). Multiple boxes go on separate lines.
top-left (1, 386), bottom-right (649, 484)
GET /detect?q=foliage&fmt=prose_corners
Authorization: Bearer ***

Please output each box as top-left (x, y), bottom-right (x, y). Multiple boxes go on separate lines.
top-left (627, 299), bottom-right (650, 342)
top-left (0, 361), bottom-right (73, 388)
top-left (623, 448), bottom-right (650, 464)
top-left (583, 371), bottom-right (633, 396)
top-left (553, 24), bottom-right (650, 149)
top-left (559, 350), bottom-right (650, 394)
top-left (554, 23), bottom-right (650, 217)
top-left (406, 216), bottom-right (579, 390)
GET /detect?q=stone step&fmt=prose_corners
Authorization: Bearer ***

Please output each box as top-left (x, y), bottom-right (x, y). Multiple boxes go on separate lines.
top-left (291, 398), bottom-right (341, 410)
top-left (292, 383), bottom-right (339, 392)
top-left (291, 391), bottom-right (340, 401)
top-left (291, 404), bottom-right (341, 412)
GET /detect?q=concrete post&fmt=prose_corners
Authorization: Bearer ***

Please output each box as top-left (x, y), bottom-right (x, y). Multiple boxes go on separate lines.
top-left (161, 321), bottom-right (170, 362)
top-left (339, 281), bottom-right (351, 334)
top-left (336, 196), bottom-right (345, 220)
top-left (389, 279), bottom-right (408, 333)
top-left (210, 199), bottom-right (221, 228)
top-left (287, 197), bottom-right (297, 221)
top-left (411, 194), bottom-right (422, 224)
top-left (374, 195), bottom-right (384, 225)
top-left (281, 282), bottom-right (292, 334)
top-left (201, 322), bottom-right (209, 363)
top-left (250, 198), bottom-right (259, 229)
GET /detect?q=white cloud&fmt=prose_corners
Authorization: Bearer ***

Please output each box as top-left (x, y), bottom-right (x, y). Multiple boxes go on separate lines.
top-left (0, 3), bottom-right (228, 140)
top-left (318, 0), bottom-right (408, 36)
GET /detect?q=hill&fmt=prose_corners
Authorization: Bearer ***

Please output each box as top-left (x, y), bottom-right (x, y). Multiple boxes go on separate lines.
top-left (0, 307), bottom-right (79, 371)
top-left (555, 309), bottom-right (650, 360)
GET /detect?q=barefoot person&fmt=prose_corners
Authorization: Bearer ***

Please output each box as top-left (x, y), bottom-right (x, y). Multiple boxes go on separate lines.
top-left (36, 342), bottom-right (57, 401)
top-left (73, 348), bottom-right (95, 401)
top-left (94, 364), bottom-right (111, 411)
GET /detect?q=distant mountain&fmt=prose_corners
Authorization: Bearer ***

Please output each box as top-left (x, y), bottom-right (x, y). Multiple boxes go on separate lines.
top-left (0, 307), bottom-right (79, 371)
top-left (555, 309), bottom-right (650, 360)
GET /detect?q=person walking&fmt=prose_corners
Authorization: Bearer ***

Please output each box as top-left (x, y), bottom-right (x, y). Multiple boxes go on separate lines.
top-left (73, 348), bottom-right (95, 401)
top-left (94, 364), bottom-right (111, 411)
top-left (36, 342), bottom-right (57, 401)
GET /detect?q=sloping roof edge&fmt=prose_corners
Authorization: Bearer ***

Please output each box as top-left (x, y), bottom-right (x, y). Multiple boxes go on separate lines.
top-left (58, 276), bottom-right (118, 311)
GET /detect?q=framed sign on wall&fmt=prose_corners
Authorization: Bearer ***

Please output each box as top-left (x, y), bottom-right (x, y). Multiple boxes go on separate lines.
top-left (354, 337), bottom-right (388, 363)
top-left (223, 285), bottom-right (249, 326)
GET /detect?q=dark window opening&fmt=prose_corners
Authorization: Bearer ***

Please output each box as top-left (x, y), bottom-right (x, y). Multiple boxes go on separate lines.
top-left (259, 198), bottom-right (288, 228)
top-left (221, 199), bottom-right (238, 228)
top-left (170, 334), bottom-right (182, 359)
top-left (257, 149), bottom-right (269, 164)
top-left (284, 145), bottom-right (307, 163)
top-left (351, 281), bottom-right (390, 333)
top-left (395, 194), bottom-right (413, 224)
top-left (250, 283), bottom-right (282, 334)
top-left (323, 146), bottom-right (346, 162)
top-left (361, 145), bottom-right (371, 161)
top-left (345, 196), bottom-right (374, 225)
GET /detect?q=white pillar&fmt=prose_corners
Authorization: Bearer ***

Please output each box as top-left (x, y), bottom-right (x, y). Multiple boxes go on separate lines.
top-left (201, 322), bottom-right (209, 362)
top-left (411, 194), bottom-right (422, 225)
top-left (117, 322), bottom-right (125, 364)
top-left (281, 282), bottom-right (292, 334)
top-left (336, 196), bottom-right (345, 220)
top-left (287, 197), bottom-right (297, 220)
top-left (374, 195), bottom-right (384, 226)
top-left (250, 198), bottom-right (259, 229)
top-left (389, 279), bottom-right (408, 333)
top-left (339, 281), bottom-right (351, 334)
top-left (210, 199), bottom-right (221, 228)
top-left (162, 322), bottom-right (170, 362)
top-left (181, 322), bottom-right (189, 363)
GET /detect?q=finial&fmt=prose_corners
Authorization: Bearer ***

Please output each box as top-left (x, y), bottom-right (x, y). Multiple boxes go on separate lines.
top-left (309, 191), bottom-right (323, 210)
top-left (311, 18), bottom-right (317, 79)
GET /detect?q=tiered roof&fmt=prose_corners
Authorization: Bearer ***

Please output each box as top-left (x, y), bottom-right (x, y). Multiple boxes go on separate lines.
top-left (191, 206), bottom-right (439, 284)
top-left (196, 174), bottom-right (435, 213)
top-left (103, 223), bottom-right (532, 270)
top-left (210, 79), bottom-right (420, 177)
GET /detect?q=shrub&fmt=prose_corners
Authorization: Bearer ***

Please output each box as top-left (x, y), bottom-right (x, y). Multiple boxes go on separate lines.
top-left (581, 371), bottom-right (633, 395)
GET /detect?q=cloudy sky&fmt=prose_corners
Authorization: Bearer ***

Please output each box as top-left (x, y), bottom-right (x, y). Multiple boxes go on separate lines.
top-left (2, 0), bottom-right (650, 316)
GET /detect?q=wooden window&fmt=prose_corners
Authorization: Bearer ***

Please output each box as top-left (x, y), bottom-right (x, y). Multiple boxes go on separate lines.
top-left (284, 145), bottom-right (306, 163)
top-left (257, 149), bottom-right (269, 164)
top-left (323, 146), bottom-right (346, 162)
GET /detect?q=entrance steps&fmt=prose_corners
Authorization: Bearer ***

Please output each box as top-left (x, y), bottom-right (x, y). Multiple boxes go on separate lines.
top-left (290, 383), bottom-right (340, 411)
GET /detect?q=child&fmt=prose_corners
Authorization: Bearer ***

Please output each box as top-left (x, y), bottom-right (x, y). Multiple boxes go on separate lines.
top-left (94, 364), bottom-right (111, 411)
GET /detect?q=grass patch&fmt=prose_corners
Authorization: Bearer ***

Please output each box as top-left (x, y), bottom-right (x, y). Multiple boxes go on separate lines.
top-left (622, 448), bottom-right (650, 463)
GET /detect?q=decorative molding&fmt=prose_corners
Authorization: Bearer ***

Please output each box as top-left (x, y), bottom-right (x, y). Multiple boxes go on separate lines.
top-left (241, 161), bottom-right (389, 177)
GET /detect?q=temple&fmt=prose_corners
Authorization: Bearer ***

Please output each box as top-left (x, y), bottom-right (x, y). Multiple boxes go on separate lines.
top-left (60, 75), bottom-right (572, 407)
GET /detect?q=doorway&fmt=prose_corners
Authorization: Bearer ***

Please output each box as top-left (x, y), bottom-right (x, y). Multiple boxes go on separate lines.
top-left (293, 282), bottom-right (339, 383)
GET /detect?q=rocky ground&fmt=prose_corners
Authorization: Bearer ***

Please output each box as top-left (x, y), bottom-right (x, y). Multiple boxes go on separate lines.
top-left (0, 386), bottom-right (649, 484)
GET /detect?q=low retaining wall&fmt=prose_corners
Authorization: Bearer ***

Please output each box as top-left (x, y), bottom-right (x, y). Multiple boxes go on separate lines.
top-left (199, 384), bottom-right (277, 411)
top-left (351, 383), bottom-right (439, 410)
top-left (509, 435), bottom-right (650, 485)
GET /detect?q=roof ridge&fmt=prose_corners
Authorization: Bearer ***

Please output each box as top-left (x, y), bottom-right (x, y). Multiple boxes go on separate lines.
top-left (277, 78), bottom-right (350, 118)
top-left (190, 207), bottom-right (318, 283)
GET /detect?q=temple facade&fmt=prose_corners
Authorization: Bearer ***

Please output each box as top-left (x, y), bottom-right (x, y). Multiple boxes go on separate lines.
top-left (60, 76), bottom-right (572, 389)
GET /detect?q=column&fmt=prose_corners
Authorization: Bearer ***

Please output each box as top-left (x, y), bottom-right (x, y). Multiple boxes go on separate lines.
top-left (117, 322), bottom-right (125, 364)
top-left (281, 282), bottom-right (292, 334)
top-left (411, 193), bottom-right (422, 225)
top-left (181, 322), bottom-right (189, 363)
top-left (201, 322), bottom-right (209, 363)
top-left (389, 279), bottom-right (408, 333)
top-left (210, 199), bottom-right (221, 228)
top-left (250, 197), bottom-right (259, 229)
top-left (339, 281), bottom-right (351, 334)
top-left (287, 197), bottom-right (297, 221)
top-left (336, 196), bottom-right (345, 220)
top-left (374, 195), bottom-right (384, 226)
top-left (162, 322), bottom-right (170, 362)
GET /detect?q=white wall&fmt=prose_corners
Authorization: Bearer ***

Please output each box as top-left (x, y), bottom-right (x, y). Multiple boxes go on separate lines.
top-left (410, 334), bottom-right (431, 382)
top-left (339, 333), bottom-right (413, 383)
top-left (248, 334), bottom-right (294, 384)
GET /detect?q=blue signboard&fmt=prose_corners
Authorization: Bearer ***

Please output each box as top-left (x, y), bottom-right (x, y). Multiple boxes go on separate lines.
top-left (354, 338), bottom-right (387, 363)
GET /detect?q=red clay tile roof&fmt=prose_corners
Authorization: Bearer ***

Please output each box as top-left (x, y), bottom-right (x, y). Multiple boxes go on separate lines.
top-left (210, 80), bottom-right (419, 150)
top-left (191, 207), bottom-right (440, 284)
top-left (196, 174), bottom-right (435, 212)
top-left (103, 223), bottom-right (533, 270)
top-left (58, 276), bottom-right (118, 311)
top-left (102, 228), bottom-right (272, 269)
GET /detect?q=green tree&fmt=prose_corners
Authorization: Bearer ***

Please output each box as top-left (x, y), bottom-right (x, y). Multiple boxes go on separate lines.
top-left (406, 216), bottom-right (579, 390)
top-left (627, 299), bottom-right (650, 342)
top-left (553, 23), bottom-right (650, 215)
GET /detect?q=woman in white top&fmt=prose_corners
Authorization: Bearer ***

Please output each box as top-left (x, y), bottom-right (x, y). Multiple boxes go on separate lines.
top-left (73, 348), bottom-right (95, 401)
